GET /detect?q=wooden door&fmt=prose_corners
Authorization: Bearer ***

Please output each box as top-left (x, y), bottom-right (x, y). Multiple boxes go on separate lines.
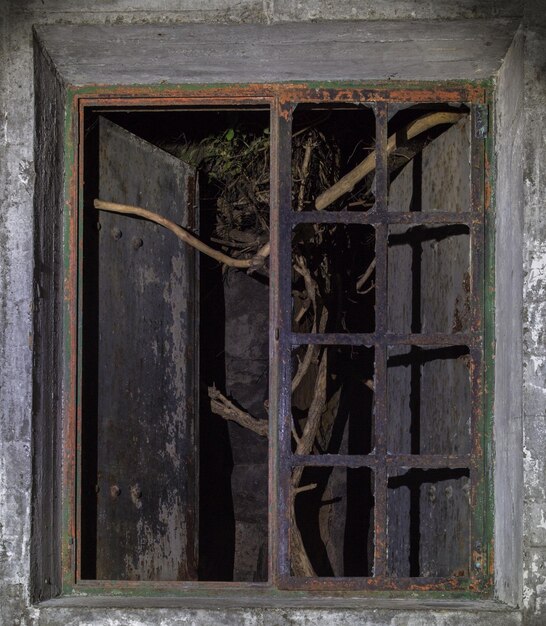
top-left (94, 117), bottom-right (198, 580)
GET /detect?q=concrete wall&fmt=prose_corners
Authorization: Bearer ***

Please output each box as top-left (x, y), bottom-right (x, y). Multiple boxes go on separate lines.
top-left (494, 25), bottom-right (525, 608)
top-left (1, 0), bottom-right (545, 624)
top-left (521, 1), bottom-right (546, 625)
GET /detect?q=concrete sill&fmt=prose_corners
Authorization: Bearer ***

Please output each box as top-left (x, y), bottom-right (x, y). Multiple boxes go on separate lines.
top-left (38, 595), bottom-right (519, 612)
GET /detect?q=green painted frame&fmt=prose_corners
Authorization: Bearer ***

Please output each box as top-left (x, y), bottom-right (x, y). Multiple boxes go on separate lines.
top-left (60, 80), bottom-right (494, 599)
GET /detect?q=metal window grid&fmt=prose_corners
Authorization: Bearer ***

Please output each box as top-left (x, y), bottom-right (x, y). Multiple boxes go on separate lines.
top-left (270, 99), bottom-right (486, 592)
top-left (65, 85), bottom-right (490, 596)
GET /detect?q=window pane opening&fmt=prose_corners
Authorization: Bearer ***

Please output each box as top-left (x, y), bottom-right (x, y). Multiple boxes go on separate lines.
top-left (387, 468), bottom-right (471, 578)
top-left (388, 223), bottom-right (471, 334)
top-left (291, 345), bottom-right (375, 455)
top-left (81, 106), bottom-right (271, 582)
top-left (387, 104), bottom-right (471, 213)
top-left (74, 94), bottom-right (486, 593)
top-left (291, 103), bottom-right (376, 212)
top-left (387, 345), bottom-right (471, 455)
top-left (292, 466), bottom-right (374, 577)
top-left (292, 225), bottom-right (376, 333)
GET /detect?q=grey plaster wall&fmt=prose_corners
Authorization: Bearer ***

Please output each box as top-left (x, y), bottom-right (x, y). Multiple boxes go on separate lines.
top-left (1, 0), bottom-right (545, 624)
top-left (521, 1), bottom-right (546, 624)
top-left (494, 26), bottom-right (525, 608)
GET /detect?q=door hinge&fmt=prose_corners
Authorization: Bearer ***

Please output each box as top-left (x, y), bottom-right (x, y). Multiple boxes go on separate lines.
top-left (474, 105), bottom-right (488, 139)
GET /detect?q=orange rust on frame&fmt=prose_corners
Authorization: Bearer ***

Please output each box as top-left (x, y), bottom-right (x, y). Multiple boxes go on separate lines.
top-left (79, 96), bottom-right (274, 109)
top-left (278, 85), bottom-right (485, 105)
top-left (67, 84), bottom-right (488, 593)
top-left (281, 575), bottom-right (470, 592)
top-left (76, 575), bottom-right (470, 593)
top-left (488, 543), bottom-right (495, 578)
top-left (75, 98), bottom-right (87, 584)
top-left (73, 82), bottom-right (486, 107)
top-left (484, 151), bottom-right (492, 212)
top-left (76, 82), bottom-right (277, 100)
top-left (63, 90), bottom-right (81, 586)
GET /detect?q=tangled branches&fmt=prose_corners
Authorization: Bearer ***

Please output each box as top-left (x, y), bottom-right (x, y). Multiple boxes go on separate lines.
top-left (95, 111), bottom-right (465, 577)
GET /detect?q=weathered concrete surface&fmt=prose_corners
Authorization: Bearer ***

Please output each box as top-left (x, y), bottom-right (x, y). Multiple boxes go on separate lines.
top-left (0, 4), bottom-right (36, 626)
top-left (34, 20), bottom-right (519, 85)
top-left (8, 0), bottom-right (525, 21)
top-left (272, 0), bottom-right (523, 21)
top-left (35, 606), bottom-right (522, 626)
top-left (1, 0), bottom-right (545, 623)
top-left (494, 26), bottom-right (525, 608)
top-left (521, 1), bottom-right (546, 625)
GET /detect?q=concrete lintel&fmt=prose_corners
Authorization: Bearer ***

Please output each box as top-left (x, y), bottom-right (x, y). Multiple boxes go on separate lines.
top-left (34, 19), bottom-right (520, 86)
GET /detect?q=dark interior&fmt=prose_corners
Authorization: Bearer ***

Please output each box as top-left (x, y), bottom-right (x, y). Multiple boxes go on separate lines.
top-left (79, 102), bottom-right (472, 582)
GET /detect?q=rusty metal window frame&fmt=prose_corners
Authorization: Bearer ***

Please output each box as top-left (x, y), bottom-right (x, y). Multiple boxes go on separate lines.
top-left (63, 83), bottom-right (492, 596)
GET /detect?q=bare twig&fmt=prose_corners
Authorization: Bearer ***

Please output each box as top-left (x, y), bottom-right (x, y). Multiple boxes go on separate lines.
top-left (291, 256), bottom-right (328, 393)
top-left (294, 483), bottom-right (318, 495)
top-left (314, 112), bottom-right (463, 210)
top-left (208, 386), bottom-right (268, 437)
top-left (210, 237), bottom-right (255, 250)
top-left (248, 241), bottom-right (270, 272)
top-left (294, 292), bottom-right (311, 324)
top-left (94, 199), bottom-right (270, 271)
top-left (295, 351), bottom-right (328, 457)
top-left (290, 348), bottom-right (329, 577)
top-left (356, 258), bottom-right (376, 293)
top-left (358, 281), bottom-right (375, 295)
top-left (296, 138), bottom-right (315, 212)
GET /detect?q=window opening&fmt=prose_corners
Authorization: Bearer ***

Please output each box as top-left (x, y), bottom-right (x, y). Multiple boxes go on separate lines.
top-left (77, 94), bottom-right (485, 591)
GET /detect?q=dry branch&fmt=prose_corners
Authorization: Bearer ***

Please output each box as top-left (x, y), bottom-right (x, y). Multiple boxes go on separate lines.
top-left (314, 112), bottom-right (463, 210)
top-left (293, 483), bottom-right (318, 495)
top-left (208, 386), bottom-right (268, 437)
top-left (94, 199), bottom-right (269, 271)
top-left (356, 258), bottom-right (376, 293)
top-left (101, 114), bottom-right (465, 275)
top-left (97, 114), bottom-right (464, 278)
top-left (296, 137), bottom-right (315, 212)
top-left (294, 352), bottom-right (328, 458)
top-left (289, 349), bottom-right (329, 577)
top-left (99, 114), bottom-right (462, 578)
top-left (291, 256), bottom-right (328, 394)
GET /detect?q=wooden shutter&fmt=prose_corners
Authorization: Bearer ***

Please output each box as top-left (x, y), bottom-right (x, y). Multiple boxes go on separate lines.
top-left (94, 117), bottom-right (198, 580)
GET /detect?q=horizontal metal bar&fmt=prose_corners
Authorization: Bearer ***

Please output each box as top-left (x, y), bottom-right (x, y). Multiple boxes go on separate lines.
top-left (281, 576), bottom-right (472, 591)
top-left (91, 107), bottom-right (271, 113)
top-left (291, 211), bottom-right (474, 225)
top-left (386, 454), bottom-right (471, 469)
top-left (76, 579), bottom-right (270, 589)
top-left (290, 332), bottom-right (477, 347)
top-left (78, 85), bottom-right (486, 110)
top-left (291, 333), bottom-right (376, 346)
top-left (292, 454), bottom-right (377, 468)
top-left (291, 454), bottom-right (471, 470)
top-left (281, 86), bottom-right (486, 104)
top-left (291, 211), bottom-right (376, 224)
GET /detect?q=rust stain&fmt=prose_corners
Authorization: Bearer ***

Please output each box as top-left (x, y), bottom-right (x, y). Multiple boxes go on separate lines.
top-left (66, 83), bottom-right (488, 593)
top-left (74, 82), bottom-right (486, 108)
top-left (63, 92), bottom-right (82, 587)
top-left (484, 152), bottom-right (492, 211)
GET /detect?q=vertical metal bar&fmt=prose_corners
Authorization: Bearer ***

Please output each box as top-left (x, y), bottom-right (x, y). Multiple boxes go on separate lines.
top-left (76, 101), bottom-right (85, 583)
top-left (469, 104), bottom-right (486, 581)
top-left (482, 93), bottom-right (496, 587)
top-left (62, 91), bottom-right (80, 591)
top-left (373, 101), bottom-right (389, 577)
top-left (269, 99), bottom-right (293, 584)
top-left (470, 105), bottom-right (485, 338)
